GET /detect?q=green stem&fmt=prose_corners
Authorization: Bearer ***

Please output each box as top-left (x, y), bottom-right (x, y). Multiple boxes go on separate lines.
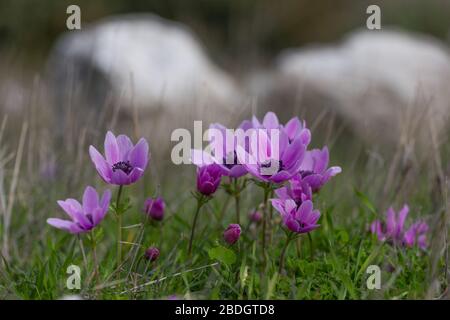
top-left (261, 184), bottom-right (270, 268)
top-left (307, 232), bottom-right (314, 259)
top-left (279, 232), bottom-right (294, 274)
top-left (116, 185), bottom-right (124, 271)
top-left (90, 234), bottom-right (100, 284)
top-left (78, 234), bottom-right (88, 271)
top-left (268, 189), bottom-right (274, 246)
top-left (234, 179), bottom-right (241, 224)
top-left (188, 196), bottom-right (205, 257)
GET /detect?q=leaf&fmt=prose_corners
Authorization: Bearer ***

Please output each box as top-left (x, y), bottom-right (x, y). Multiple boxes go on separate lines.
top-left (354, 188), bottom-right (377, 215)
top-left (208, 246), bottom-right (236, 265)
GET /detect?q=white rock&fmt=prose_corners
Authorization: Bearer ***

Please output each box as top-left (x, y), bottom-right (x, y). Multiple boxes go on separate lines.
top-left (48, 14), bottom-right (241, 116)
top-left (276, 29), bottom-right (450, 146)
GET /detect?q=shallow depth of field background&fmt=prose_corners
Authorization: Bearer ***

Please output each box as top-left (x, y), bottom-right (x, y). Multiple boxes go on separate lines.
top-left (0, 0), bottom-right (449, 299)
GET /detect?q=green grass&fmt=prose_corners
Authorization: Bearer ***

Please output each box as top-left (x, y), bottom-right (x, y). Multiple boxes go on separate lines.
top-left (0, 169), bottom-right (445, 299)
top-left (0, 109), bottom-right (448, 300)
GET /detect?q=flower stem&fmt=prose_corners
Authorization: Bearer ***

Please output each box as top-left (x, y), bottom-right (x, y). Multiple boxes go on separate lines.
top-left (261, 183), bottom-right (271, 268)
top-left (116, 185), bottom-right (124, 271)
top-left (234, 178), bottom-right (241, 224)
top-left (188, 195), bottom-right (205, 257)
top-left (78, 234), bottom-right (88, 271)
top-left (307, 232), bottom-right (314, 260)
top-left (279, 232), bottom-right (294, 274)
top-left (90, 233), bottom-right (100, 285)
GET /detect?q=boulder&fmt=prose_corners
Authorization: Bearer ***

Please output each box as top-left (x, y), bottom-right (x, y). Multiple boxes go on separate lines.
top-left (47, 14), bottom-right (243, 136)
top-left (274, 29), bottom-right (450, 148)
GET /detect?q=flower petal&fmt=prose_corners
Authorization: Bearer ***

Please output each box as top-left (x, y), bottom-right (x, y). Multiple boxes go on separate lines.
top-left (296, 200), bottom-right (313, 221)
top-left (116, 134), bottom-right (133, 159)
top-left (284, 117), bottom-right (302, 140)
top-left (89, 146), bottom-right (112, 183)
top-left (104, 131), bottom-right (120, 164)
top-left (111, 169), bottom-right (130, 185)
top-left (47, 218), bottom-right (75, 232)
top-left (129, 138), bottom-right (149, 170)
top-left (262, 112), bottom-right (279, 129)
top-left (82, 186), bottom-right (99, 214)
top-left (128, 167), bottom-right (144, 184)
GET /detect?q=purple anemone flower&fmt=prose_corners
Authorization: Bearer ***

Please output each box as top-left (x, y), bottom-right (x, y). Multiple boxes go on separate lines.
top-left (89, 131), bottom-right (149, 185)
top-left (223, 224), bottom-right (241, 245)
top-left (252, 112), bottom-right (308, 143)
top-left (271, 199), bottom-right (320, 234)
top-left (274, 173), bottom-right (312, 206)
top-left (191, 121), bottom-right (252, 178)
top-left (196, 164), bottom-right (224, 196)
top-left (47, 186), bottom-right (111, 234)
top-left (370, 205), bottom-right (429, 249)
top-left (144, 197), bottom-right (165, 221)
top-left (404, 221), bottom-right (428, 249)
top-left (298, 147), bottom-right (341, 192)
top-left (236, 126), bottom-right (309, 183)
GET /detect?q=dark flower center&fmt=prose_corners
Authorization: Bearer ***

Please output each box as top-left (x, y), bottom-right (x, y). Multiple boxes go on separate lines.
top-left (223, 151), bottom-right (238, 169)
top-left (260, 159), bottom-right (283, 176)
top-left (300, 170), bottom-right (314, 178)
top-left (112, 161), bottom-right (133, 175)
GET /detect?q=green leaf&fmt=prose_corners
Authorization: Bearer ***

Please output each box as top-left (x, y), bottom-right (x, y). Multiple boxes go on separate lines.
top-left (208, 246), bottom-right (236, 265)
top-left (354, 188), bottom-right (377, 215)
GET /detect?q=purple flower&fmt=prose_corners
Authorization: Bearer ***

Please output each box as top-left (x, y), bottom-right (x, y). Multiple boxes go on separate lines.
top-left (271, 199), bottom-right (320, 234)
top-left (47, 186), bottom-right (111, 234)
top-left (274, 173), bottom-right (312, 206)
top-left (370, 205), bottom-right (429, 249)
top-left (89, 131), bottom-right (149, 185)
top-left (298, 147), bottom-right (341, 192)
top-left (252, 112), bottom-right (308, 143)
top-left (404, 221), bottom-right (428, 249)
top-left (191, 121), bottom-right (251, 178)
top-left (249, 210), bottom-right (262, 223)
top-left (236, 120), bottom-right (310, 183)
top-left (144, 197), bottom-right (165, 221)
top-left (223, 224), bottom-right (241, 245)
top-left (196, 164), bottom-right (224, 196)
top-left (144, 247), bottom-right (160, 261)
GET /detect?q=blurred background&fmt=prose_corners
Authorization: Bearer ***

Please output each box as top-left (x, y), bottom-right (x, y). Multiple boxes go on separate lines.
top-left (0, 0), bottom-right (449, 202)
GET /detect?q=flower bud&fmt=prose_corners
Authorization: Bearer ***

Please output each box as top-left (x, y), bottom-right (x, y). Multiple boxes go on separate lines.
top-left (223, 224), bottom-right (241, 245)
top-left (144, 247), bottom-right (160, 262)
top-left (144, 197), bottom-right (165, 221)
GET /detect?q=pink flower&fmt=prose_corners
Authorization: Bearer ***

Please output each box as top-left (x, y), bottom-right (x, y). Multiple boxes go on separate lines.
top-left (196, 164), bottom-right (224, 196)
top-left (47, 186), bottom-right (111, 234)
top-left (271, 199), bottom-right (320, 234)
top-left (370, 205), bottom-right (429, 249)
top-left (89, 131), bottom-right (149, 185)
top-left (274, 173), bottom-right (312, 206)
top-left (298, 147), bottom-right (341, 193)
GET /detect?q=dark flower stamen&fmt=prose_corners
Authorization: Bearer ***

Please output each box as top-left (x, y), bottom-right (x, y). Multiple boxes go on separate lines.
top-left (223, 151), bottom-right (238, 169)
top-left (299, 170), bottom-right (314, 178)
top-left (260, 159), bottom-right (283, 176)
top-left (112, 161), bottom-right (133, 175)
